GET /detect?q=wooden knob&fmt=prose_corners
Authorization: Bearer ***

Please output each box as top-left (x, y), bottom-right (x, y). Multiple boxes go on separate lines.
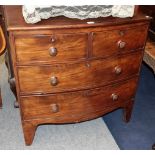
top-left (119, 30), bottom-right (125, 36)
top-left (51, 104), bottom-right (59, 113)
top-left (114, 66), bottom-right (122, 75)
top-left (51, 36), bottom-right (56, 43)
top-left (118, 40), bottom-right (126, 49)
top-left (50, 76), bottom-right (59, 86)
top-left (85, 62), bottom-right (91, 68)
top-left (111, 93), bottom-right (119, 101)
top-left (49, 47), bottom-right (57, 56)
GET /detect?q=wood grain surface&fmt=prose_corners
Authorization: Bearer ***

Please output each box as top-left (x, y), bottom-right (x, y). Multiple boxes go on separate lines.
top-left (3, 5), bottom-right (150, 145)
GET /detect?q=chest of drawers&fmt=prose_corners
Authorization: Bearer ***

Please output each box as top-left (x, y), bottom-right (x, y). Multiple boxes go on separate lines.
top-left (3, 6), bottom-right (150, 145)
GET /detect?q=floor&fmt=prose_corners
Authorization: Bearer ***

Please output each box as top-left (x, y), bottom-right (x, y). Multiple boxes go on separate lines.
top-left (103, 63), bottom-right (155, 150)
top-left (0, 54), bottom-right (119, 150)
top-left (1, 52), bottom-right (155, 149)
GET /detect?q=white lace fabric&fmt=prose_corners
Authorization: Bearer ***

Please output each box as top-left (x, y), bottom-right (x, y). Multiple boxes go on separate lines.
top-left (22, 5), bottom-right (135, 24)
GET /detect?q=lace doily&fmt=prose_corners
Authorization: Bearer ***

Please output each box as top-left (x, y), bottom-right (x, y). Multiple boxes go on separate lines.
top-left (22, 5), bottom-right (135, 24)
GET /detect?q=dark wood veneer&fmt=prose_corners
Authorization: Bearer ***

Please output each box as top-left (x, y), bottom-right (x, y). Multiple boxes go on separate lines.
top-left (15, 33), bottom-right (88, 63)
top-left (17, 52), bottom-right (142, 95)
top-left (20, 77), bottom-right (138, 121)
top-left (3, 5), bottom-right (150, 145)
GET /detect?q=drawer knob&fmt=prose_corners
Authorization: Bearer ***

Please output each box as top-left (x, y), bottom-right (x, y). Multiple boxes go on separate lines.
top-left (118, 40), bottom-right (126, 49)
top-left (51, 103), bottom-right (59, 113)
top-left (51, 36), bottom-right (56, 43)
top-left (111, 93), bottom-right (119, 101)
top-left (119, 30), bottom-right (125, 36)
top-left (50, 76), bottom-right (59, 86)
top-left (49, 47), bottom-right (58, 56)
top-left (114, 66), bottom-right (122, 75)
top-left (85, 62), bottom-right (91, 68)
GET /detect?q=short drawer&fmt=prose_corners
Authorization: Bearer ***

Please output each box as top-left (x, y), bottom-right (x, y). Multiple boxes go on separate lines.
top-left (20, 78), bottom-right (138, 122)
top-left (93, 24), bottom-right (148, 58)
top-left (15, 33), bottom-right (88, 63)
top-left (17, 52), bottom-right (142, 94)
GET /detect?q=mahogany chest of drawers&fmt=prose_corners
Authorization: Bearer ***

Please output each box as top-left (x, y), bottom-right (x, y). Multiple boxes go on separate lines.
top-left (3, 6), bottom-right (150, 145)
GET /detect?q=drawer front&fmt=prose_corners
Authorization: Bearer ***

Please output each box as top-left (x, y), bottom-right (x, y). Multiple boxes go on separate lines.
top-left (93, 24), bottom-right (148, 58)
top-left (17, 52), bottom-right (142, 94)
top-left (15, 33), bottom-right (88, 63)
top-left (20, 78), bottom-right (138, 122)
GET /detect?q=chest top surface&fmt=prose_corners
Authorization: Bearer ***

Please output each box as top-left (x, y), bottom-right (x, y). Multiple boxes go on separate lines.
top-left (3, 5), bottom-right (151, 31)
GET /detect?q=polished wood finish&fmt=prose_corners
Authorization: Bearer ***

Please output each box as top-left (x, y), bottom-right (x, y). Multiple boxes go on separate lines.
top-left (17, 52), bottom-right (142, 95)
top-left (4, 6), bottom-right (148, 31)
top-left (0, 6), bottom-right (17, 107)
top-left (22, 121), bottom-right (37, 146)
top-left (0, 6), bottom-right (3, 108)
top-left (0, 12), bottom-right (6, 108)
top-left (20, 78), bottom-right (138, 121)
top-left (3, 5), bottom-right (150, 145)
top-left (0, 26), bottom-right (6, 54)
top-left (93, 24), bottom-right (148, 58)
top-left (140, 6), bottom-right (155, 41)
top-left (15, 33), bottom-right (88, 63)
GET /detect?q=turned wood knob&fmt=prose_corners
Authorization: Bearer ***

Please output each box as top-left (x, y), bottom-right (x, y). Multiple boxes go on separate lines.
top-left (50, 76), bottom-right (59, 86)
top-left (114, 66), bottom-right (122, 75)
top-left (51, 36), bottom-right (56, 43)
top-left (51, 104), bottom-right (59, 113)
top-left (85, 62), bottom-right (91, 68)
top-left (111, 93), bottom-right (119, 101)
top-left (118, 40), bottom-right (126, 49)
top-left (119, 30), bottom-right (125, 36)
top-left (49, 47), bottom-right (57, 56)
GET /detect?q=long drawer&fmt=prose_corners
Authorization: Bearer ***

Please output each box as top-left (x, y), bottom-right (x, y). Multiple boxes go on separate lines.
top-left (17, 52), bottom-right (142, 94)
top-left (20, 77), bottom-right (138, 122)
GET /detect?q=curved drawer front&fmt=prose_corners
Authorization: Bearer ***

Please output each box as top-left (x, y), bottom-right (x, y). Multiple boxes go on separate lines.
top-left (20, 78), bottom-right (138, 122)
top-left (93, 24), bottom-right (148, 58)
top-left (17, 52), bottom-right (142, 94)
top-left (15, 33), bottom-right (88, 63)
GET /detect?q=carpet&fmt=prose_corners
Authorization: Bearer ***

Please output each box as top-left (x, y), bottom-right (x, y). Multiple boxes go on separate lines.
top-left (103, 63), bottom-right (155, 150)
top-left (0, 54), bottom-right (119, 150)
